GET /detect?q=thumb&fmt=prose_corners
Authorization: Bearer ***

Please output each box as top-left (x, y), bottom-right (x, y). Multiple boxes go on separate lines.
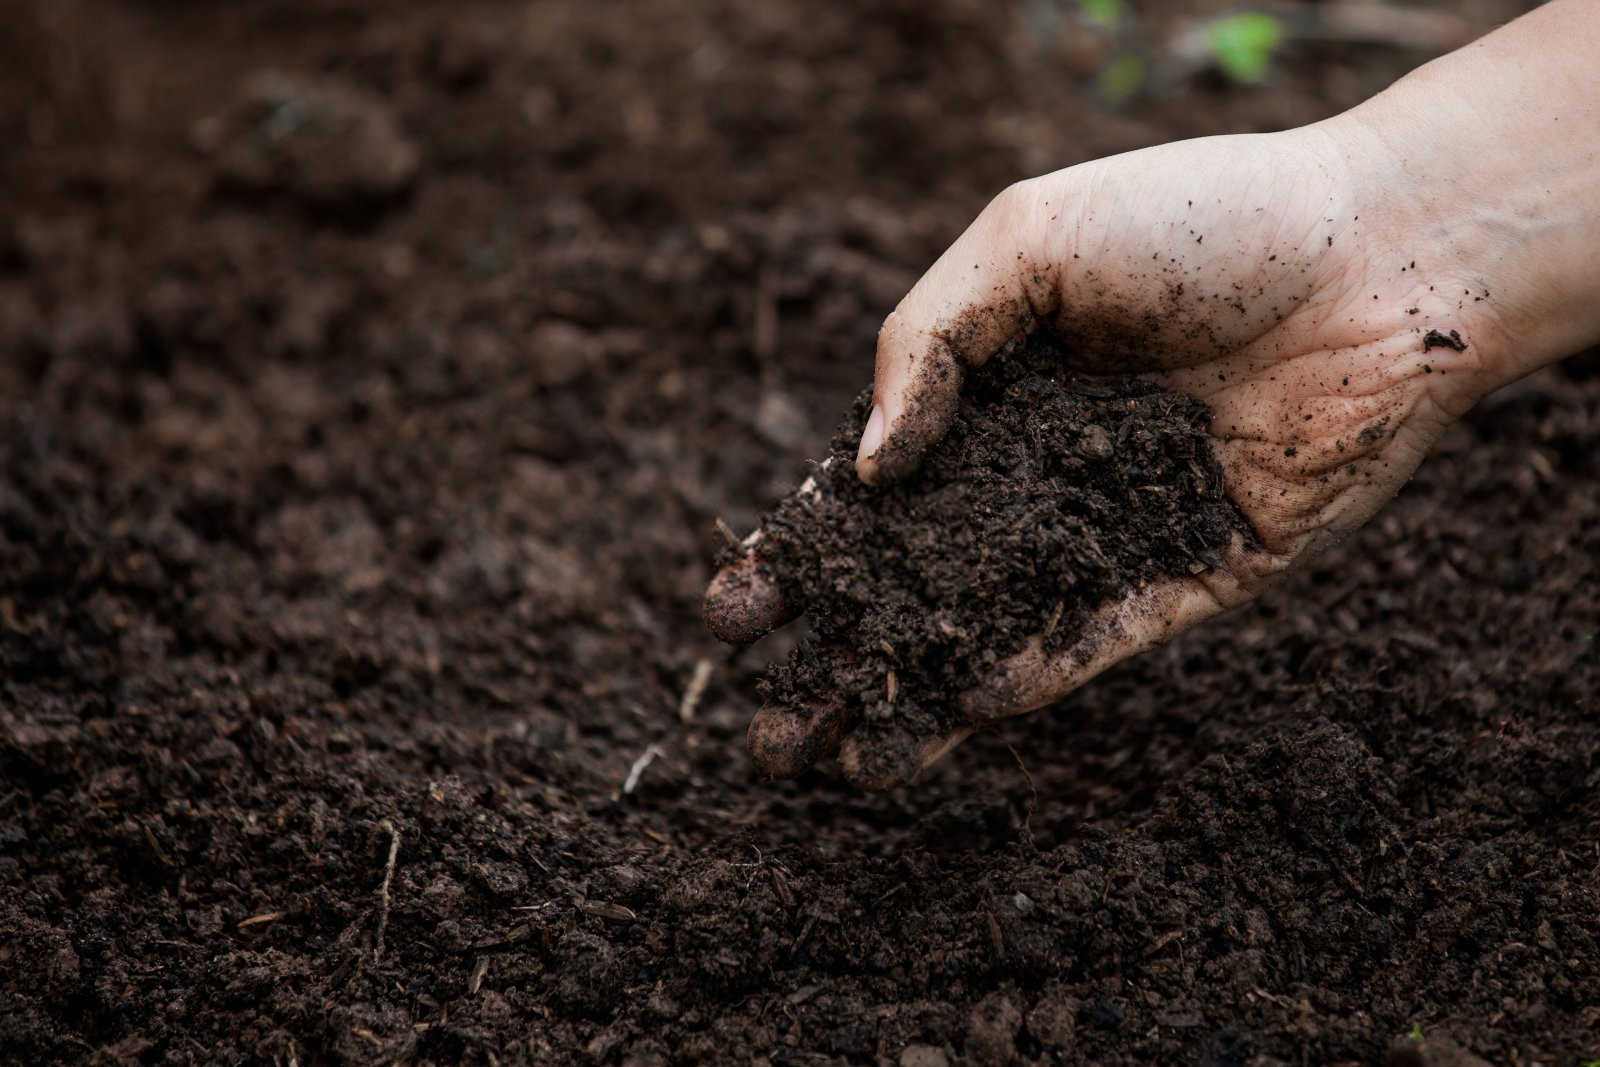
top-left (856, 180), bottom-right (1055, 484)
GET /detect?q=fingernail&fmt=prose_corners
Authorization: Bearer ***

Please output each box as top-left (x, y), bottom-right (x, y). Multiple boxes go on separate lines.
top-left (856, 404), bottom-right (885, 464)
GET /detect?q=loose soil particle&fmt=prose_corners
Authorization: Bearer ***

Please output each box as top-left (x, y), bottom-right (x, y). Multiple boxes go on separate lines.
top-left (748, 331), bottom-right (1250, 743)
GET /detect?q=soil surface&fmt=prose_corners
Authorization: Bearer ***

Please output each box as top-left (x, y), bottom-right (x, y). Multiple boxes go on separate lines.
top-left (2, 2), bottom-right (1595, 1065)
top-left (744, 332), bottom-right (1248, 755)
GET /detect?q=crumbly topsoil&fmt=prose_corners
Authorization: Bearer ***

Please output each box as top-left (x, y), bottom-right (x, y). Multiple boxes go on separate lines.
top-left (747, 331), bottom-right (1251, 740)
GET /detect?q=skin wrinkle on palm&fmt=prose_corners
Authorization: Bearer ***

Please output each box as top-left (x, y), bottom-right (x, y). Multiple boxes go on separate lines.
top-left (706, 0), bottom-right (1600, 788)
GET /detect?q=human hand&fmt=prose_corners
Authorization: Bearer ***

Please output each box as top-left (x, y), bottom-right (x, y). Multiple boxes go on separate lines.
top-left (708, 0), bottom-right (1600, 787)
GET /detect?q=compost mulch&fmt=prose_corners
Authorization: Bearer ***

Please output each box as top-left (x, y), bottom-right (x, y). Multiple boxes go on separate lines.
top-left (1, 2), bottom-right (1595, 1064)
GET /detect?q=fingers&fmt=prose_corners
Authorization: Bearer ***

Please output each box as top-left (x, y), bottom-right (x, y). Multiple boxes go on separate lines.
top-left (703, 535), bottom-right (794, 645)
top-left (747, 699), bottom-right (855, 779)
top-left (750, 705), bottom-right (973, 788)
top-left (959, 574), bottom-right (1243, 722)
top-left (704, 458), bottom-right (841, 645)
top-left (838, 725), bottom-right (973, 791)
top-left (857, 181), bottom-right (1052, 485)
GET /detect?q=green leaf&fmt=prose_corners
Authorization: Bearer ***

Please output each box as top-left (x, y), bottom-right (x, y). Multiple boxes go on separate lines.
top-left (1096, 52), bottom-right (1145, 103)
top-left (1077, 0), bottom-right (1123, 29)
top-left (1208, 12), bottom-right (1282, 84)
top-left (1406, 1023), bottom-right (1425, 1041)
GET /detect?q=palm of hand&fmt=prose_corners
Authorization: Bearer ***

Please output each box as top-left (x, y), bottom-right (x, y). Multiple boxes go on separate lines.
top-left (1038, 132), bottom-right (1473, 566)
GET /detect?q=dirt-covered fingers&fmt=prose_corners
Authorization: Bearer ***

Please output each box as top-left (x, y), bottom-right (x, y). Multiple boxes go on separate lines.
top-left (838, 725), bottom-right (974, 791)
top-left (858, 181), bottom-right (1057, 485)
top-left (703, 458), bottom-right (843, 645)
top-left (703, 533), bottom-right (795, 646)
top-left (958, 577), bottom-right (1239, 722)
top-left (747, 699), bottom-right (856, 779)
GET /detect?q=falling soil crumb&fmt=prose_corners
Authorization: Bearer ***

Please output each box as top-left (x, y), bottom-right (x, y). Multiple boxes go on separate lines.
top-left (739, 331), bottom-right (1252, 744)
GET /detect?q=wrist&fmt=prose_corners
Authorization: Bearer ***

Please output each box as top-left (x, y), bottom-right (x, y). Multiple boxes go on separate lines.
top-left (1318, 1), bottom-right (1600, 405)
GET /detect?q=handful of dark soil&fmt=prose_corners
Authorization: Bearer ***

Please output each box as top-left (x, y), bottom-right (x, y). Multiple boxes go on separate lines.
top-left (736, 331), bottom-right (1253, 746)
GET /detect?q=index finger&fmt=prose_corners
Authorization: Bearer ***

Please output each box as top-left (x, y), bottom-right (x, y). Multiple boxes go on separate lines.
top-left (857, 180), bottom-right (1055, 484)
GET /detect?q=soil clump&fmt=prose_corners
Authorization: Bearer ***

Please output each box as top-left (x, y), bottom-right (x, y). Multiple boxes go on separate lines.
top-left (746, 331), bottom-right (1251, 742)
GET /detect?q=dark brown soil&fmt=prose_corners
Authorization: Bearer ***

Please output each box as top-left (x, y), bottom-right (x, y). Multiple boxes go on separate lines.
top-left (3, 1), bottom-right (1596, 1065)
top-left (745, 332), bottom-right (1249, 748)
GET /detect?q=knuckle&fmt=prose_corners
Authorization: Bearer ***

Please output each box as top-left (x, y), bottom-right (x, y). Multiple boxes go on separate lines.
top-left (985, 178), bottom-right (1039, 230)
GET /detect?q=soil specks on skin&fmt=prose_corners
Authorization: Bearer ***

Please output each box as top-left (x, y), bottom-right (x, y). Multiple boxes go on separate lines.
top-left (1423, 328), bottom-right (1468, 352)
top-left (1357, 418), bottom-right (1391, 445)
top-left (738, 330), bottom-right (1252, 753)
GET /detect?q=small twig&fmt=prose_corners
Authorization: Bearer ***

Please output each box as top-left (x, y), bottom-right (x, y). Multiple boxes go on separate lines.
top-left (713, 517), bottom-right (740, 548)
top-left (1143, 928), bottom-right (1185, 959)
top-left (578, 899), bottom-right (637, 922)
top-left (884, 668), bottom-right (898, 705)
top-left (468, 956), bottom-right (489, 995)
top-left (1042, 601), bottom-right (1064, 639)
top-left (141, 821), bottom-right (175, 868)
top-left (679, 659), bottom-right (713, 724)
top-left (1008, 744), bottom-right (1038, 850)
top-left (374, 821), bottom-right (400, 961)
top-left (790, 911), bottom-right (819, 952)
top-left (237, 911), bottom-right (285, 930)
top-left (622, 744), bottom-right (664, 795)
top-left (769, 866), bottom-right (795, 909)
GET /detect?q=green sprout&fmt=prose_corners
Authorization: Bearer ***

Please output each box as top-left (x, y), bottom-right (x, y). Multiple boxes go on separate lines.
top-left (1208, 12), bottom-right (1283, 84)
top-left (1097, 53), bottom-right (1146, 103)
top-left (1406, 1023), bottom-right (1425, 1041)
top-left (1076, 0), bottom-right (1123, 29)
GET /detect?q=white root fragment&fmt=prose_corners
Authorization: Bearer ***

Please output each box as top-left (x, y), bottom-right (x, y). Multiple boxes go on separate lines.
top-left (623, 744), bottom-right (664, 795)
top-left (374, 821), bottom-right (400, 961)
top-left (679, 659), bottom-right (713, 724)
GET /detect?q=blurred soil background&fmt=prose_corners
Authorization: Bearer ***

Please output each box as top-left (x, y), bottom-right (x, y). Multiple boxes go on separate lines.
top-left (1, 1), bottom-right (1595, 1064)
